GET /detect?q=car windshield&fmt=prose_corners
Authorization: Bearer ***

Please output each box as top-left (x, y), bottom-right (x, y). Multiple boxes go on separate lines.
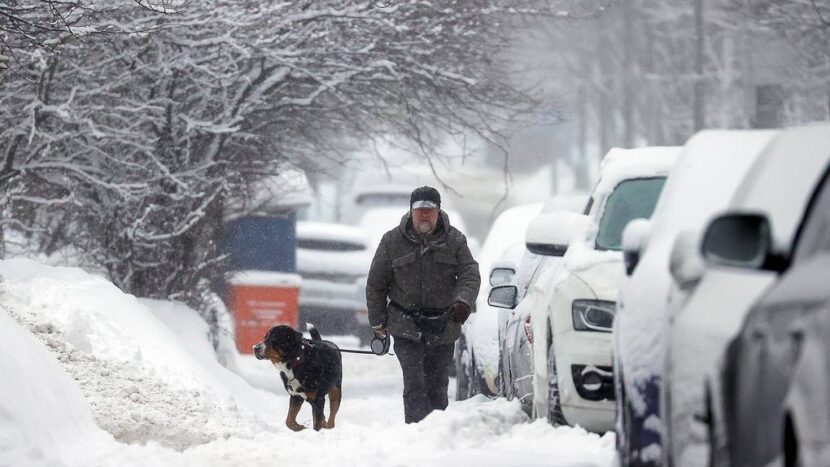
top-left (595, 177), bottom-right (666, 251)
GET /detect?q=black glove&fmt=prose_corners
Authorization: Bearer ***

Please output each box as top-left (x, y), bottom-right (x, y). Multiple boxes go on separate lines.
top-left (449, 301), bottom-right (472, 324)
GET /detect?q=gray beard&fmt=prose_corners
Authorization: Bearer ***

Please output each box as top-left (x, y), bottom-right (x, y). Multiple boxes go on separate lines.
top-left (416, 221), bottom-right (434, 235)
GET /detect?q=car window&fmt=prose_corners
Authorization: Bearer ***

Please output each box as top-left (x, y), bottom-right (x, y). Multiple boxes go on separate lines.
top-left (793, 167), bottom-right (830, 261)
top-left (595, 177), bottom-right (666, 251)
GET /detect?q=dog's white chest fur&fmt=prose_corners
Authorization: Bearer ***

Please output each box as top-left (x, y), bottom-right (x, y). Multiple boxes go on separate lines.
top-left (273, 361), bottom-right (306, 399)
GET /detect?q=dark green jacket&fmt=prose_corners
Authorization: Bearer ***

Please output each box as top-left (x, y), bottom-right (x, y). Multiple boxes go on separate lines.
top-left (366, 210), bottom-right (481, 345)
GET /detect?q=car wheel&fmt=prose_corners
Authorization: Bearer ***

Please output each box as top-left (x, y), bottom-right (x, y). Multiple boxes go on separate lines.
top-left (547, 341), bottom-right (567, 425)
top-left (619, 390), bottom-right (634, 466)
top-left (784, 413), bottom-right (801, 467)
top-left (468, 351), bottom-right (483, 398)
top-left (455, 337), bottom-right (471, 401)
top-left (498, 345), bottom-right (511, 399)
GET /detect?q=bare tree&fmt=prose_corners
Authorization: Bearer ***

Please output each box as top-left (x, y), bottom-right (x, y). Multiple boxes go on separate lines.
top-left (0, 0), bottom-right (540, 311)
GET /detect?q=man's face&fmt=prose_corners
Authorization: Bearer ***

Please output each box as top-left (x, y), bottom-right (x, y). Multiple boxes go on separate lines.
top-left (412, 207), bottom-right (439, 235)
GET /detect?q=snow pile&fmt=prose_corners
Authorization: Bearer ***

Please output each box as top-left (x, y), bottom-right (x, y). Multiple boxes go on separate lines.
top-left (0, 307), bottom-right (114, 467)
top-left (0, 258), bottom-right (281, 451)
top-left (177, 397), bottom-right (616, 467)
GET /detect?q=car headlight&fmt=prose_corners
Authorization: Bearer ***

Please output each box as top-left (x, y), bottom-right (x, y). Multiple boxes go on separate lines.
top-left (572, 299), bottom-right (616, 332)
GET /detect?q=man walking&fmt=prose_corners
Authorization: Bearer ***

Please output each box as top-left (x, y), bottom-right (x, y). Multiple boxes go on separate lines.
top-left (366, 186), bottom-right (481, 423)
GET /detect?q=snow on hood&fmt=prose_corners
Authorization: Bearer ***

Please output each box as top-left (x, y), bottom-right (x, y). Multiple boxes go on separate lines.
top-left (563, 240), bottom-right (622, 275)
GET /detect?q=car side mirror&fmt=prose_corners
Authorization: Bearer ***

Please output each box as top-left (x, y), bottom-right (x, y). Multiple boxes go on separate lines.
top-left (489, 266), bottom-right (516, 287)
top-left (701, 213), bottom-right (787, 272)
top-left (525, 211), bottom-right (591, 257)
top-left (621, 218), bottom-right (652, 276)
top-left (670, 229), bottom-right (704, 290)
top-left (488, 285), bottom-right (518, 309)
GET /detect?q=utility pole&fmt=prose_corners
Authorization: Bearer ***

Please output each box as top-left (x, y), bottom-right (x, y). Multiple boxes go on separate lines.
top-left (693, 0), bottom-right (706, 131)
top-left (622, 0), bottom-right (635, 147)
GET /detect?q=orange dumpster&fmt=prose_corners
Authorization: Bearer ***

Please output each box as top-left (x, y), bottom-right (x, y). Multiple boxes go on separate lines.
top-left (226, 271), bottom-right (302, 354)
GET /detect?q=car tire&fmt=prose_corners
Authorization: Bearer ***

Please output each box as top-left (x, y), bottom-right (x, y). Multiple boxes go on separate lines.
top-left (498, 343), bottom-right (511, 399)
top-left (547, 341), bottom-right (567, 426)
top-left (468, 352), bottom-right (482, 398)
top-left (618, 387), bottom-right (634, 466)
top-left (455, 337), bottom-right (471, 401)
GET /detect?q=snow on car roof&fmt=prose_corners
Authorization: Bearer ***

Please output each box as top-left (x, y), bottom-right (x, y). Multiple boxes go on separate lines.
top-left (562, 147), bottom-right (681, 272)
top-left (478, 203), bottom-right (544, 276)
top-left (730, 123), bottom-right (830, 250)
top-left (648, 129), bottom-right (778, 238)
top-left (591, 146), bottom-right (682, 207)
top-left (296, 221), bottom-right (368, 247)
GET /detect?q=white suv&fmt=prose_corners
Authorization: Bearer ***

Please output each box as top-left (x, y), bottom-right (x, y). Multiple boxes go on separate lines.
top-left (531, 147), bottom-right (680, 433)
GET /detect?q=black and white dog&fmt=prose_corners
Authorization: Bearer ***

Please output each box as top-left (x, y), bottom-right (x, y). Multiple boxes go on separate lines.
top-left (252, 324), bottom-right (343, 431)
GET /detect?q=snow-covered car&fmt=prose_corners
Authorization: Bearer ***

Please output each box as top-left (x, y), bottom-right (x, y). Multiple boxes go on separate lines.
top-left (710, 141), bottom-right (830, 467)
top-left (491, 207), bottom-right (591, 414)
top-left (296, 221), bottom-right (373, 339)
top-left (662, 124), bottom-right (830, 467)
top-left (612, 129), bottom-right (777, 466)
top-left (531, 146), bottom-right (680, 434)
top-left (343, 184), bottom-right (413, 225)
top-left (489, 195), bottom-right (590, 410)
top-left (455, 203), bottom-right (544, 399)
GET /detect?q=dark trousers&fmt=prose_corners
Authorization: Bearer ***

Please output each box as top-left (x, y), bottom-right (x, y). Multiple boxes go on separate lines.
top-left (394, 337), bottom-right (455, 423)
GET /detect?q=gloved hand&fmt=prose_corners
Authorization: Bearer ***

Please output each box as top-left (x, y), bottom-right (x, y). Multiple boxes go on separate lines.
top-left (449, 301), bottom-right (472, 324)
top-left (372, 325), bottom-right (388, 338)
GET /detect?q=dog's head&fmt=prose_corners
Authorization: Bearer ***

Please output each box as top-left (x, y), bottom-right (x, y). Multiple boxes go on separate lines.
top-left (252, 325), bottom-right (304, 363)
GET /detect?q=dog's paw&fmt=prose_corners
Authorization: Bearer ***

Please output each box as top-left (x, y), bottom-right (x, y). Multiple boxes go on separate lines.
top-left (286, 421), bottom-right (305, 432)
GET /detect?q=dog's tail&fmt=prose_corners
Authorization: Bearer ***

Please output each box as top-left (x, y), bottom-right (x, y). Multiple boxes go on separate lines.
top-left (306, 322), bottom-right (322, 341)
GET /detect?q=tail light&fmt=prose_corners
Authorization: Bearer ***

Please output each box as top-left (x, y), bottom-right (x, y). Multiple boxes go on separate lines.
top-left (523, 315), bottom-right (533, 344)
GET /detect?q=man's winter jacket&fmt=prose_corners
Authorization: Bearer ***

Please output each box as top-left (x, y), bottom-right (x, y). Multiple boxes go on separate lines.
top-left (365, 210), bottom-right (481, 345)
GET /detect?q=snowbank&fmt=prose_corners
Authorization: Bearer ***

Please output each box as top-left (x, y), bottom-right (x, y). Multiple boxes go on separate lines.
top-left (0, 258), bottom-right (281, 450)
top-left (0, 307), bottom-right (113, 467)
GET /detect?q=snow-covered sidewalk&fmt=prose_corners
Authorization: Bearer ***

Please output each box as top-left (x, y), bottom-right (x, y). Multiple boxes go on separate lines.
top-left (0, 259), bottom-right (616, 467)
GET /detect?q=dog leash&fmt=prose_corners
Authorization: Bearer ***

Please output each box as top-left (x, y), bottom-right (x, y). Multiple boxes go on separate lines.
top-left (332, 335), bottom-right (392, 356)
